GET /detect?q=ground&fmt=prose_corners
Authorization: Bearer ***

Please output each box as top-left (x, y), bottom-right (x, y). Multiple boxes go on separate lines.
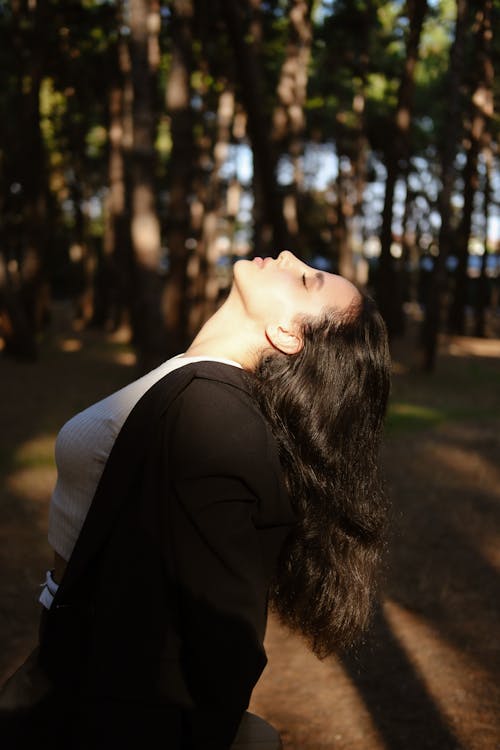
top-left (0, 307), bottom-right (499, 750)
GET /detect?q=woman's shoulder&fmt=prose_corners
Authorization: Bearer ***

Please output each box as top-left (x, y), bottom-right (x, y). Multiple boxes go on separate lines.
top-left (132, 359), bottom-right (255, 419)
top-left (175, 359), bottom-right (250, 393)
top-left (165, 363), bottom-right (274, 463)
top-left (168, 365), bottom-right (291, 520)
top-left (169, 362), bottom-right (263, 432)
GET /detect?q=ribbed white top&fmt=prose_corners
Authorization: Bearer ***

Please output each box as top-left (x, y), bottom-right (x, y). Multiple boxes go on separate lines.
top-left (48, 355), bottom-right (242, 561)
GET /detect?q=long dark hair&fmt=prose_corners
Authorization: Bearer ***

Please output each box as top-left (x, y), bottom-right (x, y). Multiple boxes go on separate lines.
top-left (252, 293), bottom-right (391, 658)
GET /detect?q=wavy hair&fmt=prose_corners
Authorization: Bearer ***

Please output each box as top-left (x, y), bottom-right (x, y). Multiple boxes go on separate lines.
top-left (252, 293), bottom-right (391, 657)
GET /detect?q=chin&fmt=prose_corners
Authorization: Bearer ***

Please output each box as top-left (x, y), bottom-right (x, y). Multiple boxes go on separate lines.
top-left (233, 257), bottom-right (251, 269)
top-left (232, 257), bottom-right (251, 283)
top-left (231, 258), bottom-right (254, 303)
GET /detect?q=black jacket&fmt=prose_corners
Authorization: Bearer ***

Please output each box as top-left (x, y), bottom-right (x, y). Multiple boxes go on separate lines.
top-left (38, 361), bottom-right (295, 749)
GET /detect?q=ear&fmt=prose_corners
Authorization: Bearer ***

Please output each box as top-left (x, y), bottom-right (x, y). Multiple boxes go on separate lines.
top-left (265, 323), bottom-right (303, 355)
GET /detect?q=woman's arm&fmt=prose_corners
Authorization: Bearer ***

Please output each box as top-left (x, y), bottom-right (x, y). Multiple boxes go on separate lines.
top-left (166, 377), bottom-right (276, 749)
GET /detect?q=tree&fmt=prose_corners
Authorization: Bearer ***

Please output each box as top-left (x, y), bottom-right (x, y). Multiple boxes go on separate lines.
top-left (0, 0), bottom-right (49, 360)
top-left (162, 0), bottom-right (195, 356)
top-left (100, 21), bottom-right (133, 332)
top-left (1, 0), bottom-right (499, 368)
top-left (420, 0), bottom-right (469, 371)
top-left (376, 0), bottom-right (428, 337)
top-left (272, 0), bottom-right (313, 242)
top-left (448, 0), bottom-right (494, 335)
top-left (474, 142), bottom-right (494, 337)
top-left (308, 0), bottom-right (396, 276)
top-left (221, 0), bottom-right (290, 257)
top-left (127, 0), bottom-right (167, 371)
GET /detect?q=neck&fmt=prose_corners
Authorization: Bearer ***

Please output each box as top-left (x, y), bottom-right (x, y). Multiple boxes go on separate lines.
top-left (182, 286), bottom-right (266, 370)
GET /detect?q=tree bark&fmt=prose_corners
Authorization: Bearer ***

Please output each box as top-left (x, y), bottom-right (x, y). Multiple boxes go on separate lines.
top-left (420, 0), bottom-right (468, 371)
top-left (474, 144), bottom-right (492, 337)
top-left (349, 78), bottom-right (369, 285)
top-left (272, 0), bottom-right (313, 241)
top-left (334, 166), bottom-right (353, 279)
top-left (191, 89), bottom-right (237, 336)
top-left (127, 0), bottom-right (166, 371)
top-left (99, 74), bottom-right (131, 331)
top-left (1, 0), bottom-right (49, 360)
top-left (448, 0), bottom-right (493, 335)
top-left (221, 0), bottom-right (290, 256)
top-left (377, 0), bottom-right (428, 337)
top-left (162, 0), bottom-right (195, 356)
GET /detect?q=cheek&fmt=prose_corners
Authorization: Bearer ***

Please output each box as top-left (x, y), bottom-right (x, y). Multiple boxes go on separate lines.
top-left (268, 285), bottom-right (303, 322)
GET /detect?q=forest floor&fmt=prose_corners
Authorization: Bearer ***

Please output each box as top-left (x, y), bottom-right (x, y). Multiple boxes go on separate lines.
top-left (0, 303), bottom-right (499, 750)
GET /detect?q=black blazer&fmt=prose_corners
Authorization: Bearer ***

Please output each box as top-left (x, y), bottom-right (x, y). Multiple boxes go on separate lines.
top-left (38, 361), bottom-right (295, 749)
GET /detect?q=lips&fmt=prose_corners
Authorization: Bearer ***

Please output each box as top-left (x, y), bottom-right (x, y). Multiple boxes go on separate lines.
top-left (253, 256), bottom-right (273, 267)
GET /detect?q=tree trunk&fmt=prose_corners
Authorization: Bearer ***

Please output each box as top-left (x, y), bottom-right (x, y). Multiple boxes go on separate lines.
top-left (97, 8), bottom-right (134, 334)
top-left (221, 0), bottom-right (290, 256)
top-left (162, 0), bottom-right (195, 356)
top-left (377, 0), bottom-right (428, 337)
top-left (448, 0), bottom-right (493, 335)
top-left (2, 0), bottom-right (49, 360)
top-left (344, 5), bottom-right (373, 284)
top-left (272, 0), bottom-right (313, 241)
top-left (351, 80), bottom-right (369, 285)
top-left (420, 0), bottom-right (468, 371)
top-left (99, 73), bottom-right (132, 331)
top-left (127, 0), bottom-right (166, 371)
top-left (335, 167), bottom-right (353, 279)
top-left (191, 89), bottom-right (237, 336)
top-left (474, 143), bottom-right (493, 337)
top-left (70, 180), bottom-right (94, 326)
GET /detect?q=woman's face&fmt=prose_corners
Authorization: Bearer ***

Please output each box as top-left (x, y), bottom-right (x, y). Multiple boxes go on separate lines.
top-left (233, 250), bottom-right (360, 330)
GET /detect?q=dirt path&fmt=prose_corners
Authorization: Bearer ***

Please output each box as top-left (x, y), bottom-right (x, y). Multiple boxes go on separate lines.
top-left (1, 324), bottom-right (499, 749)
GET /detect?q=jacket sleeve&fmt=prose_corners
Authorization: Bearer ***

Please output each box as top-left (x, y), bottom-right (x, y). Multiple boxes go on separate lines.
top-left (166, 377), bottom-right (273, 749)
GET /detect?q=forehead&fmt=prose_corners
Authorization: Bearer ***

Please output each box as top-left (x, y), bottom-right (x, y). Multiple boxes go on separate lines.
top-left (318, 271), bottom-right (360, 311)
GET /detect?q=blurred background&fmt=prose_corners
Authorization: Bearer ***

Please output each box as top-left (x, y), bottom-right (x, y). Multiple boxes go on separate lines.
top-left (0, 2), bottom-right (499, 749)
top-left (0, 0), bottom-right (499, 369)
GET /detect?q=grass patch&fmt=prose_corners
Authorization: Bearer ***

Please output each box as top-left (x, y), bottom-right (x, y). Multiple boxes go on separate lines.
top-left (10, 453), bottom-right (56, 470)
top-left (386, 400), bottom-right (500, 434)
top-left (387, 349), bottom-right (500, 435)
top-left (0, 436), bottom-right (56, 475)
top-left (386, 403), bottom-right (445, 433)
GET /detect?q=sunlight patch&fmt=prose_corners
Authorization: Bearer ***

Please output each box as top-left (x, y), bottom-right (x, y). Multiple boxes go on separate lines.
top-left (250, 613), bottom-right (387, 750)
top-left (6, 466), bottom-right (56, 504)
top-left (387, 402), bottom-right (444, 432)
top-left (58, 338), bottom-right (82, 353)
top-left (447, 337), bottom-right (500, 359)
top-left (112, 351), bottom-right (137, 366)
top-left (13, 436), bottom-right (55, 470)
top-left (383, 598), bottom-right (500, 749)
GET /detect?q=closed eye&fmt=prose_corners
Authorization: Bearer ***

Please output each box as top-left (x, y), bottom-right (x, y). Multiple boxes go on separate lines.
top-left (302, 273), bottom-right (307, 288)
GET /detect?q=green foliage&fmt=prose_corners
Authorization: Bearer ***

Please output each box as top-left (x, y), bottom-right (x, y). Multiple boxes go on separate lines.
top-left (156, 117), bottom-right (173, 161)
top-left (308, 0), bottom-right (407, 154)
top-left (411, 0), bottom-right (454, 152)
top-left (85, 125), bottom-right (107, 159)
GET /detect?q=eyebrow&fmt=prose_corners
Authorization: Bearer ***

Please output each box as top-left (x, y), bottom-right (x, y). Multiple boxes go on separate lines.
top-left (313, 272), bottom-right (324, 289)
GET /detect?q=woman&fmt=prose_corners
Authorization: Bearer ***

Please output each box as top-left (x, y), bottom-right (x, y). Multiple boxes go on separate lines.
top-left (1, 251), bottom-right (391, 749)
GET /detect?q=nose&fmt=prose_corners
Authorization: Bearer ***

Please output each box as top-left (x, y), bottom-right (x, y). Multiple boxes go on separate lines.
top-left (277, 250), bottom-right (297, 266)
top-left (277, 250), bottom-right (310, 273)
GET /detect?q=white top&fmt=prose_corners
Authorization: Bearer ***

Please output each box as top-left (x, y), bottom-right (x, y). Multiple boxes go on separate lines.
top-left (48, 355), bottom-right (242, 561)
